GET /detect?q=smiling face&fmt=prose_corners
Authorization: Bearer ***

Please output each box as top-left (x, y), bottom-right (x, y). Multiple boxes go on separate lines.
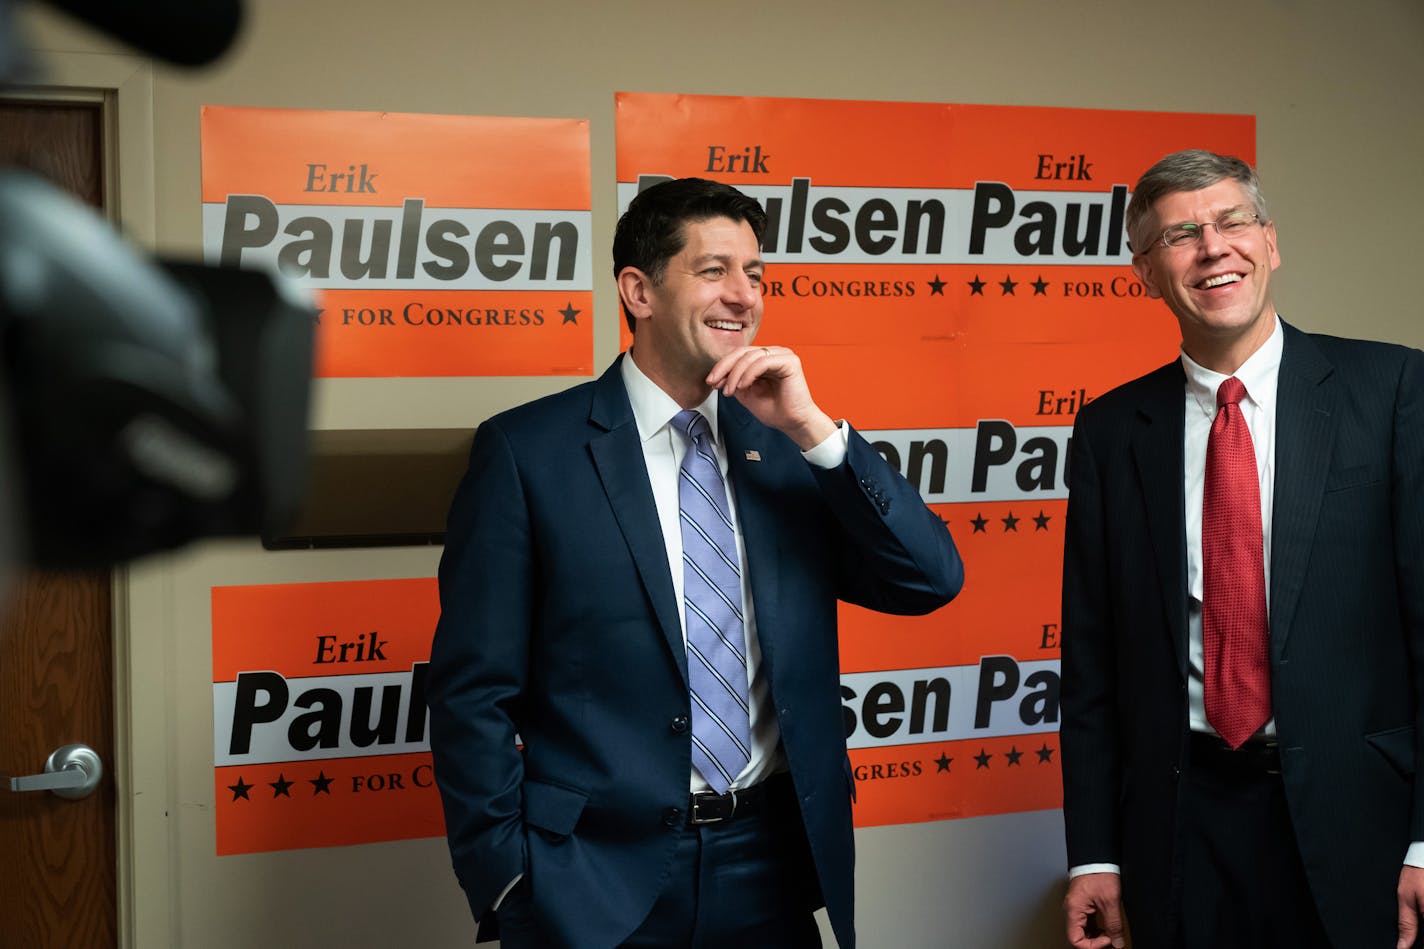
top-left (621, 215), bottom-right (765, 406)
top-left (1132, 179), bottom-right (1281, 372)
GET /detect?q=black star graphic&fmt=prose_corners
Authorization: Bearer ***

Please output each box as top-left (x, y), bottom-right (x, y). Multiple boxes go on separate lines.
top-left (999, 275), bottom-right (1017, 296)
top-left (270, 774), bottom-right (294, 798)
top-left (559, 302), bottom-right (580, 325)
top-left (970, 513), bottom-right (988, 534)
top-left (935, 752), bottom-right (953, 773)
top-left (1031, 275), bottom-right (1050, 296)
top-left (1036, 744), bottom-right (1055, 763)
top-left (1033, 510), bottom-right (1051, 531)
top-left (928, 274), bottom-right (947, 295)
top-left (228, 777), bottom-right (253, 801)
top-left (310, 771), bottom-right (334, 795)
top-left (1005, 746), bottom-right (1024, 766)
top-left (1002, 511), bottom-right (1020, 532)
top-left (974, 748), bottom-right (992, 769)
top-left (967, 275), bottom-right (986, 296)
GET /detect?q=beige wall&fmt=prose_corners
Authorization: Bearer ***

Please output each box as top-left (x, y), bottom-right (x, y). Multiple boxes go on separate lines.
top-left (16, 0), bottom-right (1424, 945)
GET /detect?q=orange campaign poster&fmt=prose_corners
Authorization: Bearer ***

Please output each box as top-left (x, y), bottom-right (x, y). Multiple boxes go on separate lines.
top-left (616, 92), bottom-right (1254, 827)
top-left (200, 107), bottom-right (592, 378)
top-left (212, 579), bottom-right (443, 855)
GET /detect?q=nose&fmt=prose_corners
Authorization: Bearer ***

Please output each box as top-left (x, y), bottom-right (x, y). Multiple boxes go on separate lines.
top-left (723, 270), bottom-right (760, 309)
top-left (1196, 222), bottom-right (1231, 257)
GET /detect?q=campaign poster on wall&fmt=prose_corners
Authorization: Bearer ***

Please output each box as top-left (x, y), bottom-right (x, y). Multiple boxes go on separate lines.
top-left (212, 578), bottom-right (441, 855)
top-left (200, 107), bottom-right (593, 378)
top-left (616, 92), bottom-right (1254, 826)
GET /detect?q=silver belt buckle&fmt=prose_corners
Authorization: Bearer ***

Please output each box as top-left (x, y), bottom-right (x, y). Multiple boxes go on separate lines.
top-left (689, 789), bottom-right (736, 824)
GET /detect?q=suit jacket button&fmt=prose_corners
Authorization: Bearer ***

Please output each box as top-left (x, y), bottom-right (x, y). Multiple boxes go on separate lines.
top-left (670, 715), bottom-right (689, 733)
top-left (663, 807), bottom-right (682, 827)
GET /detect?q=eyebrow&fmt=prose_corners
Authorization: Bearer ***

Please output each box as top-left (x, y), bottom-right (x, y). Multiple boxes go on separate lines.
top-left (1167, 205), bottom-right (1250, 226)
top-left (691, 253), bottom-right (765, 271)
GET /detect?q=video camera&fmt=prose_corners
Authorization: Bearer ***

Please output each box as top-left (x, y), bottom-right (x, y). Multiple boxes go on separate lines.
top-left (0, 0), bottom-right (315, 568)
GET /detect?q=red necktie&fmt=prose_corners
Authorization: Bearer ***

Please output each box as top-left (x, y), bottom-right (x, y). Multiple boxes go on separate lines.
top-left (1202, 376), bottom-right (1271, 749)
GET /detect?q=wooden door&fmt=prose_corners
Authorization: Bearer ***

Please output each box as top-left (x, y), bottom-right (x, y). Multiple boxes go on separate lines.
top-left (0, 98), bottom-right (119, 949)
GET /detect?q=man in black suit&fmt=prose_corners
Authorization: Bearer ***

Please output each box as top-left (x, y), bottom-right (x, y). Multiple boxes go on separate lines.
top-left (1060, 149), bottom-right (1424, 949)
top-left (428, 178), bottom-right (963, 948)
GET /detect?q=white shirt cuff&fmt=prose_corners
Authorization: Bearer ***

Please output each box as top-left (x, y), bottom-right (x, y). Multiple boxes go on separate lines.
top-left (1405, 843), bottom-right (1424, 869)
top-left (801, 420), bottom-right (850, 469)
top-left (1068, 863), bottom-right (1121, 878)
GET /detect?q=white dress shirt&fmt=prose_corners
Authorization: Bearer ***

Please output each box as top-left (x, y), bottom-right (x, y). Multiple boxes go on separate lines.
top-left (1182, 318), bottom-right (1280, 739)
top-left (621, 352), bottom-right (848, 792)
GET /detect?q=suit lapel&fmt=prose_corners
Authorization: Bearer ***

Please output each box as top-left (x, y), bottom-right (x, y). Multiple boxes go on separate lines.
top-left (1269, 322), bottom-right (1336, 655)
top-left (718, 397), bottom-right (782, 673)
top-left (588, 357), bottom-right (688, 684)
top-left (1131, 361), bottom-right (1190, 676)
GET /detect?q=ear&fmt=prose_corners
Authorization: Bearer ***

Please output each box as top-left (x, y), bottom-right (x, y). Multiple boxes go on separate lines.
top-left (1263, 220), bottom-right (1281, 272)
top-left (1130, 253), bottom-right (1163, 300)
top-left (616, 267), bottom-right (657, 324)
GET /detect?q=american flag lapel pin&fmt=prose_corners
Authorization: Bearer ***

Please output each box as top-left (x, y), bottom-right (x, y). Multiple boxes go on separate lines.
top-left (744, 450), bottom-right (761, 462)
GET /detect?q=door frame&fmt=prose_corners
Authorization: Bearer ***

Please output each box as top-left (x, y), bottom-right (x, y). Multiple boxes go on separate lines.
top-left (9, 40), bottom-right (161, 949)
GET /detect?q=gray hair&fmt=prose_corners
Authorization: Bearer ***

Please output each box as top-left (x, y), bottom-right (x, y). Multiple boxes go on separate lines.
top-left (1126, 149), bottom-right (1269, 252)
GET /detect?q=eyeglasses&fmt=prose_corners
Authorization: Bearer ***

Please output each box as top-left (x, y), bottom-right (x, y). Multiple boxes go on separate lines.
top-left (1155, 210), bottom-right (1262, 248)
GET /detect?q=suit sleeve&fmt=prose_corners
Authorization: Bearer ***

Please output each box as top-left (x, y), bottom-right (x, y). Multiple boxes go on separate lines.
top-left (427, 419), bottom-right (532, 922)
top-left (1059, 411), bottom-right (1123, 867)
top-left (1394, 348), bottom-right (1424, 842)
top-left (809, 426), bottom-right (964, 614)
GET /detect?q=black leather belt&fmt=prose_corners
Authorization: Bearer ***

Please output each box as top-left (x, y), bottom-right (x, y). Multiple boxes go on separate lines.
top-left (688, 772), bottom-right (790, 825)
top-left (1189, 731), bottom-right (1281, 776)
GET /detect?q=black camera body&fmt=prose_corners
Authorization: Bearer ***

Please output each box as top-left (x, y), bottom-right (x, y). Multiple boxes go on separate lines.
top-left (0, 170), bottom-right (314, 565)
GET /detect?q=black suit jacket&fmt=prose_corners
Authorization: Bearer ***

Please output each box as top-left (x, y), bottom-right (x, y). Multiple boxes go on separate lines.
top-left (428, 355), bottom-right (963, 949)
top-left (1061, 321), bottom-right (1424, 948)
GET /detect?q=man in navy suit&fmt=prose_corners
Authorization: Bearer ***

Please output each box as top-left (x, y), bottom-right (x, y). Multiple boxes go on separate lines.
top-left (1060, 150), bottom-right (1424, 949)
top-left (429, 178), bottom-right (964, 948)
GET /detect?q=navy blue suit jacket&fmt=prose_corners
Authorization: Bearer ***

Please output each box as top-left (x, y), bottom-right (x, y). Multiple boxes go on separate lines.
top-left (429, 355), bottom-right (963, 949)
top-left (1061, 321), bottom-right (1424, 948)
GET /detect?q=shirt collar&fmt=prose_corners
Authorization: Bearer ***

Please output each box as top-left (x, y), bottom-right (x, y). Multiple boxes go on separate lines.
top-left (1180, 315), bottom-right (1283, 418)
top-left (620, 350), bottom-right (721, 444)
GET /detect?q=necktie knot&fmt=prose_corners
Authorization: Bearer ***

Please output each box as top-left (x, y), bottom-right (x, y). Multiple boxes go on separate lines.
top-left (1216, 376), bottom-right (1247, 409)
top-left (674, 408), bottom-right (712, 447)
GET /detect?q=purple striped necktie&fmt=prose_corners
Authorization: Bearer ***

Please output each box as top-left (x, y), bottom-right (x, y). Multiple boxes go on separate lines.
top-left (673, 409), bottom-right (751, 793)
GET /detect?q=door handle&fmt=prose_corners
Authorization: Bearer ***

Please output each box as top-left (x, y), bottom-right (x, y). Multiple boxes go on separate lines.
top-left (6, 743), bottom-right (103, 799)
